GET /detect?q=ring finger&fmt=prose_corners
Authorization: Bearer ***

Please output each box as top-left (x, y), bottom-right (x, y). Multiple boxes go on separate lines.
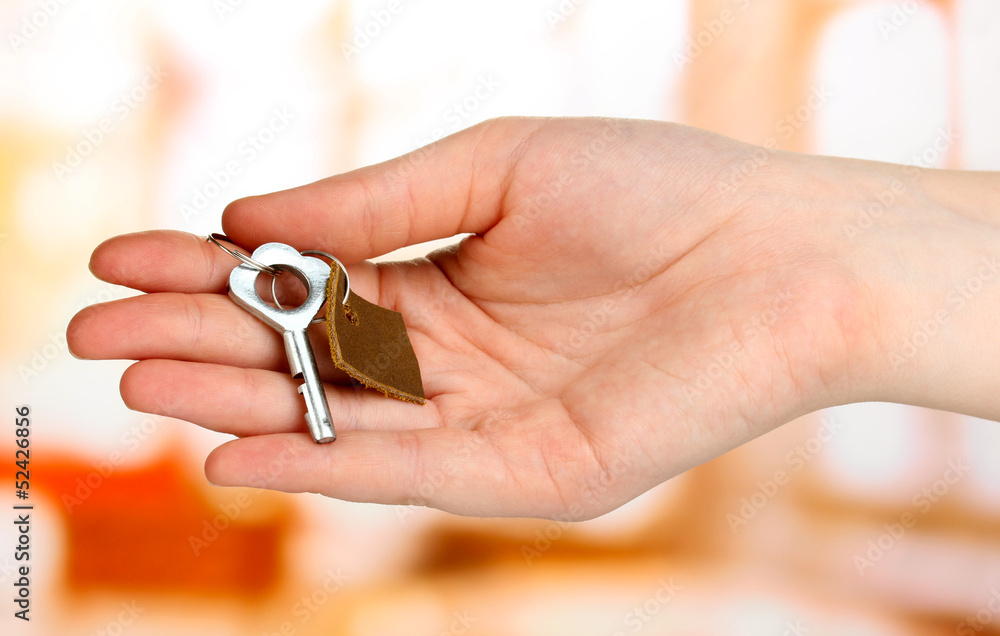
top-left (120, 359), bottom-right (442, 436)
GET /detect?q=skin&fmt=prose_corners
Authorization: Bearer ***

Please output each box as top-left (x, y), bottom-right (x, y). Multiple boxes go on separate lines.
top-left (66, 117), bottom-right (1000, 520)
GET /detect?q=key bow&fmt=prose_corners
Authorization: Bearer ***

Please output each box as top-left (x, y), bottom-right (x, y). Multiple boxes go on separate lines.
top-left (228, 242), bottom-right (330, 332)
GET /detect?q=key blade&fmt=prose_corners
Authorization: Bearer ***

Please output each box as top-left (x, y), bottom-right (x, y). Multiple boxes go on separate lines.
top-left (282, 330), bottom-right (307, 379)
top-left (285, 329), bottom-right (337, 443)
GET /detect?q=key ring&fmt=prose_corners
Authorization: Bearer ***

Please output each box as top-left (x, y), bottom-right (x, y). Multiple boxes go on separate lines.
top-left (207, 233), bottom-right (350, 320)
top-left (206, 233), bottom-right (282, 276)
top-left (301, 250), bottom-right (351, 304)
top-left (271, 250), bottom-right (351, 322)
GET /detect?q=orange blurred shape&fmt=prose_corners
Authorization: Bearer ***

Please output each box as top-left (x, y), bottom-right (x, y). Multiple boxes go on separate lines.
top-left (37, 450), bottom-right (292, 598)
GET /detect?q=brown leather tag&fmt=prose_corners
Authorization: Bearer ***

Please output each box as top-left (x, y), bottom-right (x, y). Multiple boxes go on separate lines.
top-left (324, 267), bottom-right (425, 404)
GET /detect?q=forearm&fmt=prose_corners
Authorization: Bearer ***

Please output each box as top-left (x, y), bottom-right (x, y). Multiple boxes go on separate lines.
top-left (823, 157), bottom-right (1000, 420)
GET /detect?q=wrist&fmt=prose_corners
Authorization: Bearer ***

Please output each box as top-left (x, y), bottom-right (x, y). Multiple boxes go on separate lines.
top-left (827, 159), bottom-right (1000, 418)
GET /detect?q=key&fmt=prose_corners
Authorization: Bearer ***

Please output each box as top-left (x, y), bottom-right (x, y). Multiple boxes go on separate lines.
top-left (228, 243), bottom-right (337, 443)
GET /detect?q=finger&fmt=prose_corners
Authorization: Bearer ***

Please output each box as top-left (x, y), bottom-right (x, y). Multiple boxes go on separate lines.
top-left (120, 359), bottom-right (441, 436)
top-left (222, 117), bottom-right (547, 261)
top-left (204, 428), bottom-right (538, 516)
top-left (68, 290), bottom-right (458, 389)
top-left (88, 229), bottom-right (382, 297)
top-left (89, 230), bottom-right (236, 293)
top-left (68, 292), bottom-right (285, 369)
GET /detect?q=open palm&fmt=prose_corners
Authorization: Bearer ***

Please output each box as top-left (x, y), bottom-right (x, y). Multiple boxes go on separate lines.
top-left (68, 117), bottom-right (875, 519)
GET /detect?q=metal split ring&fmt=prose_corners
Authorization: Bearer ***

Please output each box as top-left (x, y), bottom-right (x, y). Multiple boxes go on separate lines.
top-left (206, 233), bottom-right (282, 276)
top-left (270, 250), bottom-right (351, 321)
top-left (206, 233), bottom-right (351, 322)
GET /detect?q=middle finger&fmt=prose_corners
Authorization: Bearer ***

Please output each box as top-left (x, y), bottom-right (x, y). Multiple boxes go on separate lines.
top-left (68, 292), bottom-right (290, 370)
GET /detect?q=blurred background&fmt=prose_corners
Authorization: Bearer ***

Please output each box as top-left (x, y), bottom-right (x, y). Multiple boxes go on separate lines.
top-left (2, 0), bottom-right (1000, 634)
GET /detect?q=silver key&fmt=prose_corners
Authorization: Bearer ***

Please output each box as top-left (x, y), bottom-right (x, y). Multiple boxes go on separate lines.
top-left (228, 242), bottom-right (336, 443)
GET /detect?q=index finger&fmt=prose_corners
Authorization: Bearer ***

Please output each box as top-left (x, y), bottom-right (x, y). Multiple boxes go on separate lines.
top-left (89, 230), bottom-right (381, 298)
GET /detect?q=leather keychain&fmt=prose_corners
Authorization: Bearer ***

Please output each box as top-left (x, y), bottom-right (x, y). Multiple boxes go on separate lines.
top-left (324, 264), bottom-right (425, 404)
top-left (209, 234), bottom-right (426, 444)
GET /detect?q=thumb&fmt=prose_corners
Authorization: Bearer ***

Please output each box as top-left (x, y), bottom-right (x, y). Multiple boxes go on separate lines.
top-left (221, 117), bottom-right (543, 262)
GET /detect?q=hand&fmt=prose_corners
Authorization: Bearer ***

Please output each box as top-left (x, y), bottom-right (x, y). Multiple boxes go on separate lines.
top-left (66, 117), bottom-right (999, 519)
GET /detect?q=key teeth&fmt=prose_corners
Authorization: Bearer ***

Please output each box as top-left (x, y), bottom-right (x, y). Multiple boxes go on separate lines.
top-left (298, 383), bottom-right (318, 400)
top-left (298, 383), bottom-right (336, 442)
